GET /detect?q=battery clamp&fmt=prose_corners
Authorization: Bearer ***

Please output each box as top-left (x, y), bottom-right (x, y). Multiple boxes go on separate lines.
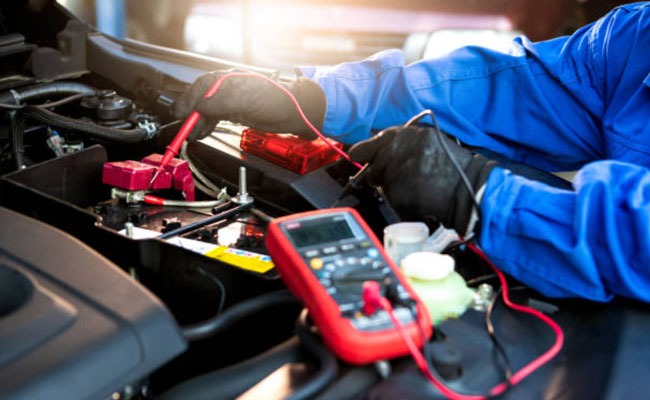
top-left (267, 207), bottom-right (432, 364)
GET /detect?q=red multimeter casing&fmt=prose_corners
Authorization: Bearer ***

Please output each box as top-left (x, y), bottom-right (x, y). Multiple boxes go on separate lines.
top-left (267, 208), bottom-right (432, 364)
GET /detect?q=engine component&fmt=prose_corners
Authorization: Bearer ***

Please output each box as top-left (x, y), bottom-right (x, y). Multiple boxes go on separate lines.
top-left (0, 81), bottom-right (97, 105)
top-left (10, 106), bottom-right (157, 169)
top-left (240, 128), bottom-right (343, 174)
top-left (103, 160), bottom-right (172, 190)
top-left (80, 91), bottom-right (133, 125)
top-left (0, 207), bottom-right (186, 400)
top-left (102, 154), bottom-right (196, 200)
top-left (142, 153), bottom-right (196, 201)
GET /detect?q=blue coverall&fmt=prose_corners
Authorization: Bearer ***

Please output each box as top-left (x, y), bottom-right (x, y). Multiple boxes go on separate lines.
top-left (301, 3), bottom-right (650, 302)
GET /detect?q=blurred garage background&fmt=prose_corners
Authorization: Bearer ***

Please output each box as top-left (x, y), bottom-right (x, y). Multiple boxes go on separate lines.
top-left (58, 0), bottom-right (630, 71)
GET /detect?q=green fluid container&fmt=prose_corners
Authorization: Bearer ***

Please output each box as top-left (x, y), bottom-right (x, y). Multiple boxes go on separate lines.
top-left (401, 252), bottom-right (475, 326)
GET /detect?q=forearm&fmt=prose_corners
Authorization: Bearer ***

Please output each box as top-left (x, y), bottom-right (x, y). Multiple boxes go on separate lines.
top-left (479, 162), bottom-right (650, 302)
top-left (302, 27), bottom-right (608, 171)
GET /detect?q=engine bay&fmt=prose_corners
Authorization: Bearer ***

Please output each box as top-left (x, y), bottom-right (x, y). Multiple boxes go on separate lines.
top-left (2, 2), bottom-right (650, 400)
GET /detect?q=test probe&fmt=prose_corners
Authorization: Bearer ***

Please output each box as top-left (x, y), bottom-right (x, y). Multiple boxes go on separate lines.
top-left (150, 72), bottom-right (363, 187)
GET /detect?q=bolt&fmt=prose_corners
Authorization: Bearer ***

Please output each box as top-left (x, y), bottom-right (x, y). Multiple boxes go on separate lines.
top-left (124, 222), bottom-right (134, 238)
top-left (234, 166), bottom-right (252, 204)
top-left (374, 360), bottom-right (391, 379)
top-left (472, 283), bottom-right (495, 311)
top-left (238, 166), bottom-right (248, 201)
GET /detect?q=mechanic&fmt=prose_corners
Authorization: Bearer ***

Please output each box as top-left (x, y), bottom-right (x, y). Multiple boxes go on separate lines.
top-left (173, 3), bottom-right (650, 303)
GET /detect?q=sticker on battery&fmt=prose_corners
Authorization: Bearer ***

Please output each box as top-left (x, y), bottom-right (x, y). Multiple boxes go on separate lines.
top-left (204, 246), bottom-right (275, 274)
top-left (118, 226), bottom-right (274, 273)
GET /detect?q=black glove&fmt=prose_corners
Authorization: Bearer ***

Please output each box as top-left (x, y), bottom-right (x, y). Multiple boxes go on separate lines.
top-left (348, 126), bottom-right (498, 235)
top-left (172, 70), bottom-right (327, 141)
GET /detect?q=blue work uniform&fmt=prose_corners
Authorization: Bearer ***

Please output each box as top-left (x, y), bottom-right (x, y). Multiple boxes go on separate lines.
top-left (301, 3), bottom-right (650, 302)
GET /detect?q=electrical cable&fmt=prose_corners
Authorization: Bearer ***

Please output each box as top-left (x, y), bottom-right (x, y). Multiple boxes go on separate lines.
top-left (152, 71), bottom-right (362, 187)
top-left (379, 243), bottom-right (564, 399)
top-left (143, 195), bottom-right (225, 208)
top-left (466, 242), bottom-right (564, 395)
top-left (250, 207), bottom-right (274, 223)
top-left (180, 141), bottom-right (230, 200)
top-left (0, 81), bottom-right (97, 105)
top-left (209, 72), bottom-right (363, 169)
top-left (34, 92), bottom-right (88, 109)
top-left (405, 109), bottom-right (482, 221)
top-left (485, 287), bottom-right (513, 387)
top-left (465, 274), bottom-right (498, 287)
top-left (181, 290), bottom-right (298, 342)
top-left (194, 178), bottom-right (223, 199)
top-left (0, 102), bottom-right (25, 110)
top-left (10, 105), bottom-right (154, 169)
top-left (286, 309), bottom-right (339, 400)
top-left (195, 267), bottom-right (227, 315)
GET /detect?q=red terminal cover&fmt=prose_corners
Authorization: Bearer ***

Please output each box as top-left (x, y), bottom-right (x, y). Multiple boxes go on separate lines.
top-left (141, 154), bottom-right (196, 201)
top-left (102, 160), bottom-right (171, 191)
top-left (240, 128), bottom-right (343, 174)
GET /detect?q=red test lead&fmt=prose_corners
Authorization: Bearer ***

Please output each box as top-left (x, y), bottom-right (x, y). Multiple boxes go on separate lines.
top-left (151, 72), bottom-right (363, 187)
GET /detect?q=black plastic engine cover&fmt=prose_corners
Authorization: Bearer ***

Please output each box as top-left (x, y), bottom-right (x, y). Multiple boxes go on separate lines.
top-left (0, 207), bottom-right (187, 400)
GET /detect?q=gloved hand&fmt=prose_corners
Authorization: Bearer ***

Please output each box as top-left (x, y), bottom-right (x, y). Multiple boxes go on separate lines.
top-left (348, 126), bottom-right (499, 235)
top-left (172, 70), bottom-right (327, 141)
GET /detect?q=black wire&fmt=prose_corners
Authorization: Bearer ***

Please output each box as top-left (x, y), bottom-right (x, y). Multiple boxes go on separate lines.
top-left (466, 273), bottom-right (498, 287)
top-left (36, 93), bottom-right (87, 109)
top-left (486, 287), bottom-right (514, 390)
top-left (286, 309), bottom-right (339, 400)
top-left (409, 298), bottom-right (513, 399)
top-left (405, 109), bottom-right (482, 223)
top-left (0, 92), bottom-right (88, 110)
top-left (442, 234), bottom-right (477, 253)
top-left (196, 267), bottom-right (227, 314)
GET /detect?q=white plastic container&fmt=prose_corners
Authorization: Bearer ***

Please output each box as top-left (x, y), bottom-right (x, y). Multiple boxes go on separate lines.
top-left (383, 222), bottom-right (429, 267)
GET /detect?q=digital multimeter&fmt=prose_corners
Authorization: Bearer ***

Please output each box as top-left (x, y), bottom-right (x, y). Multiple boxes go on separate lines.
top-left (267, 208), bottom-right (432, 364)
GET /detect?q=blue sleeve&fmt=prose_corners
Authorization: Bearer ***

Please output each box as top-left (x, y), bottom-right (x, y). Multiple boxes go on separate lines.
top-left (302, 3), bottom-right (650, 172)
top-left (479, 161), bottom-right (650, 302)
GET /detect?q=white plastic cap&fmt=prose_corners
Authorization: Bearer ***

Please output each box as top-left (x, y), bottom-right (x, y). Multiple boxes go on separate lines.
top-left (401, 252), bottom-right (455, 281)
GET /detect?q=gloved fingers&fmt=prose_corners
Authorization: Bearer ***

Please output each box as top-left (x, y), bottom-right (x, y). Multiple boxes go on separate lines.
top-left (364, 127), bottom-right (430, 188)
top-left (193, 76), bottom-right (260, 121)
top-left (347, 128), bottom-right (398, 164)
top-left (187, 115), bottom-right (218, 142)
top-left (172, 73), bottom-right (220, 119)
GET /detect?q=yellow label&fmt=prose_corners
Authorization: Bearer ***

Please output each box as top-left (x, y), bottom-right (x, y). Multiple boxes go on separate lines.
top-left (204, 246), bottom-right (275, 274)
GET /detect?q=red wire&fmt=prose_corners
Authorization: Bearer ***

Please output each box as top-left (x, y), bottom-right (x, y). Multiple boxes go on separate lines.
top-left (466, 242), bottom-right (565, 395)
top-left (380, 244), bottom-right (565, 400)
top-left (187, 72), bottom-right (363, 170)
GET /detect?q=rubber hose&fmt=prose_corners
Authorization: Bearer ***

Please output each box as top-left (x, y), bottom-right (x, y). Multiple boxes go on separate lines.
top-left (159, 337), bottom-right (306, 400)
top-left (11, 106), bottom-right (153, 169)
top-left (181, 290), bottom-right (298, 341)
top-left (18, 106), bottom-right (151, 142)
top-left (0, 82), bottom-right (97, 105)
top-left (286, 309), bottom-right (339, 400)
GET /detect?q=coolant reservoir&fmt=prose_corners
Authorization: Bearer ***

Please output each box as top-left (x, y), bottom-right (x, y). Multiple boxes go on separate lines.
top-left (401, 252), bottom-right (474, 325)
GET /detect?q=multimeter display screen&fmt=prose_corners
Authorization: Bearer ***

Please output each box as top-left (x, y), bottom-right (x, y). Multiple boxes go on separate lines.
top-left (288, 220), bottom-right (354, 247)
